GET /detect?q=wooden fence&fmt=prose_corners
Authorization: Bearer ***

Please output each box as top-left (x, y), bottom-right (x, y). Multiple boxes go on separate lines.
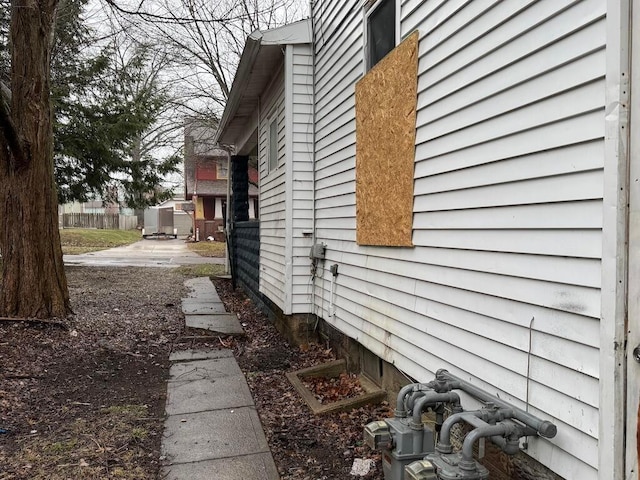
top-left (59, 213), bottom-right (138, 231)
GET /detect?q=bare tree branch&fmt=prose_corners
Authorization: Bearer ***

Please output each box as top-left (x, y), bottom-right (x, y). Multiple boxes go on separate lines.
top-left (101, 0), bottom-right (241, 25)
top-left (104, 0), bottom-right (306, 119)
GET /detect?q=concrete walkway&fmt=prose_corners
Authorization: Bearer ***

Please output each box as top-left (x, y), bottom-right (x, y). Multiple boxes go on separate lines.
top-left (161, 277), bottom-right (279, 480)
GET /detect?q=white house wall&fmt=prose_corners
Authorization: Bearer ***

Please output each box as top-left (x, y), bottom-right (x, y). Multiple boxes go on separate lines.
top-left (312, 0), bottom-right (605, 478)
top-left (257, 44), bottom-right (314, 316)
top-left (259, 67), bottom-right (287, 311)
top-left (287, 43), bottom-right (315, 315)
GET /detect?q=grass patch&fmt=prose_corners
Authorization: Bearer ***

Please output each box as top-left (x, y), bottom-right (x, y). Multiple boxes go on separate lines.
top-left (175, 264), bottom-right (226, 277)
top-left (101, 404), bottom-right (149, 416)
top-left (186, 241), bottom-right (226, 257)
top-left (60, 228), bottom-right (141, 254)
top-left (45, 439), bottom-right (78, 454)
top-left (130, 427), bottom-right (148, 442)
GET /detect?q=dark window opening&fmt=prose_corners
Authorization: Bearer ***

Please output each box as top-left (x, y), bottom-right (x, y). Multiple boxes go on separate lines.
top-left (368, 0), bottom-right (396, 69)
top-left (203, 197), bottom-right (215, 220)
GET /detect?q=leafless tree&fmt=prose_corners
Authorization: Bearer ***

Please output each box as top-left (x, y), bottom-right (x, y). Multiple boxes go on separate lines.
top-left (101, 0), bottom-right (306, 119)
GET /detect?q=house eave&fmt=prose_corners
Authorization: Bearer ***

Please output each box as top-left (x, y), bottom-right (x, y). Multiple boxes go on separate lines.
top-left (260, 18), bottom-right (311, 45)
top-left (214, 19), bottom-right (311, 149)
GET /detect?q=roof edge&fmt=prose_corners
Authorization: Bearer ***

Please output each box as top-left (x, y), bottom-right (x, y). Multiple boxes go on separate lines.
top-left (262, 18), bottom-right (311, 45)
top-left (214, 33), bottom-right (263, 145)
top-left (214, 19), bottom-right (311, 146)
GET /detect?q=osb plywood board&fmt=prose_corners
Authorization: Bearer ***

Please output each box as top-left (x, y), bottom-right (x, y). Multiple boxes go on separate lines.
top-left (355, 31), bottom-right (419, 246)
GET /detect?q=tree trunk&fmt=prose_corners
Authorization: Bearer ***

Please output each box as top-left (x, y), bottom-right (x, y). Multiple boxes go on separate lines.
top-left (0, 0), bottom-right (71, 318)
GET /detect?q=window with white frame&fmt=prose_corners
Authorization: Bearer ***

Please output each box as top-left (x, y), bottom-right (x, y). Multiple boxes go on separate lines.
top-left (268, 118), bottom-right (278, 173)
top-left (365, 0), bottom-right (397, 70)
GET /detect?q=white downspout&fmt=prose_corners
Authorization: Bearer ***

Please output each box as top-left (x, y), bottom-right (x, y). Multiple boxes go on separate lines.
top-left (309, 1), bottom-right (319, 317)
top-left (284, 46), bottom-right (295, 315)
top-left (310, 2), bottom-right (317, 247)
top-left (600, 0), bottom-right (631, 477)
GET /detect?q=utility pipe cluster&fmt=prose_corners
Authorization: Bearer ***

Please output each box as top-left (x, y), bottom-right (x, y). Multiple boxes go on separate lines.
top-left (369, 368), bottom-right (558, 480)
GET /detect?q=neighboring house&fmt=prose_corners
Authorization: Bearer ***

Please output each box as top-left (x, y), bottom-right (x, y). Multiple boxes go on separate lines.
top-left (216, 2), bottom-right (639, 479)
top-left (59, 186), bottom-right (133, 216)
top-left (184, 118), bottom-right (258, 241)
top-left (58, 199), bottom-right (120, 215)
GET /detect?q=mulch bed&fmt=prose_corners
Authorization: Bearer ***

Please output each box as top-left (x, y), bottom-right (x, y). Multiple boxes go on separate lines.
top-left (301, 373), bottom-right (365, 404)
top-left (0, 267), bottom-right (388, 480)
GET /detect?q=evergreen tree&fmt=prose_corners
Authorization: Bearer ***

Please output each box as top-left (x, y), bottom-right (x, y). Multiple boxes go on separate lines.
top-left (1, 0), bottom-right (180, 207)
top-left (54, 36), bottom-right (180, 207)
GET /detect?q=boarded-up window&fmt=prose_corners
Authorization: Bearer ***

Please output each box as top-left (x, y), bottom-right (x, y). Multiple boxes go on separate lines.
top-left (355, 31), bottom-right (419, 247)
top-left (195, 197), bottom-right (204, 219)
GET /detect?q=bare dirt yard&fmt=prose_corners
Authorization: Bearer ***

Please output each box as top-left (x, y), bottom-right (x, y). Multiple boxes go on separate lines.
top-left (0, 267), bottom-right (387, 479)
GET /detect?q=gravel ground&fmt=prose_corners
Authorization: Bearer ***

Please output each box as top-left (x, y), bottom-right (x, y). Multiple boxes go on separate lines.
top-left (0, 266), bottom-right (387, 479)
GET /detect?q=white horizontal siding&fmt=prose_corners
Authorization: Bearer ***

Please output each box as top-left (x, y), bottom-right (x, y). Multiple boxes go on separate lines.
top-left (412, 228), bottom-right (602, 258)
top-left (414, 140), bottom-right (603, 192)
top-left (415, 1), bottom-right (605, 108)
top-left (417, 169), bottom-right (603, 211)
top-left (259, 66), bottom-right (287, 311)
top-left (312, 0), bottom-right (606, 478)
